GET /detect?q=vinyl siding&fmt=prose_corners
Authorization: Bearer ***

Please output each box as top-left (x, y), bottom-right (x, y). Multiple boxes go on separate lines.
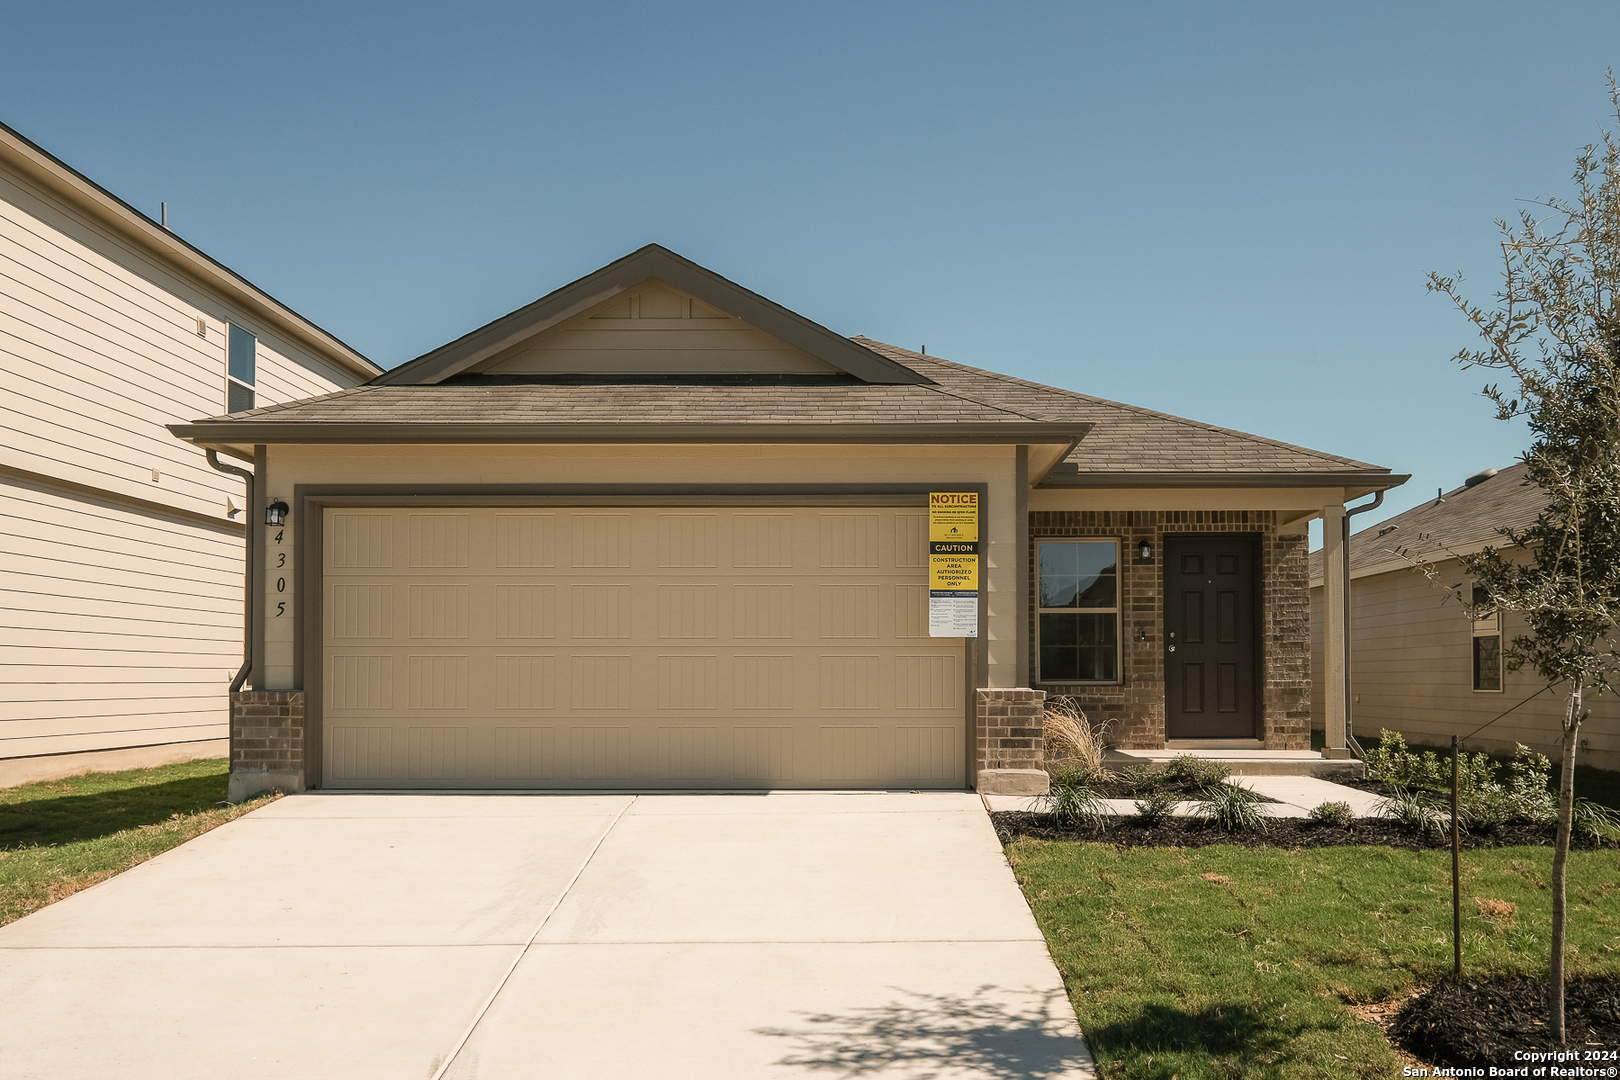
top-left (1311, 564), bottom-right (1619, 771)
top-left (0, 157), bottom-right (366, 764)
top-left (1, 474), bottom-right (241, 757)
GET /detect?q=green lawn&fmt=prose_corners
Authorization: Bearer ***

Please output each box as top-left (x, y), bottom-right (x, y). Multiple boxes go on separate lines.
top-left (0, 758), bottom-right (277, 927)
top-left (1008, 837), bottom-right (1620, 1079)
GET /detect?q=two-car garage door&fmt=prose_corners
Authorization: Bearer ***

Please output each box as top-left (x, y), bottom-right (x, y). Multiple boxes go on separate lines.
top-left (320, 506), bottom-right (967, 789)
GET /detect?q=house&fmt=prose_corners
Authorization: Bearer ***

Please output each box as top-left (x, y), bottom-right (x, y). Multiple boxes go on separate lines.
top-left (169, 244), bottom-right (1407, 800)
top-left (0, 121), bottom-right (381, 786)
top-left (1309, 463), bottom-right (1618, 772)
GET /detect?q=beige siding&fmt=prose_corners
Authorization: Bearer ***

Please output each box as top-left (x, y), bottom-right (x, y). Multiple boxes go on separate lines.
top-left (1, 474), bottom-right (240, 758)
top-left (0, 159), bottom-right (366, 764)
top-left (476, 282), bottom-right (838, 376)
top-left (1311, 565), bottom-right (1619, 771)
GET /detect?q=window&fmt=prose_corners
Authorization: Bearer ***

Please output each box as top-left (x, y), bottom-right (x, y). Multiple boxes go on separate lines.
top-left (227, 324), bottom-right (256, 412)
top-left (1038, 540), bottom-right (1119, 682)
top-left (1471, 584), bottom-right (1502, 692)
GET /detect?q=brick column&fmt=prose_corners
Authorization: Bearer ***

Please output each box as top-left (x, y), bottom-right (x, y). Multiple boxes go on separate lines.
top-left (975, 688), bottom-right (1049, 795)
top-left (227, 691), bottom-right (306, 803)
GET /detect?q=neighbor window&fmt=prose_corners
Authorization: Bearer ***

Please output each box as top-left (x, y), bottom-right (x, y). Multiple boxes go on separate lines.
top-left (1038, 540), bottom-right (1119, 682)
top-left (1471, 584), bottom-right (1502, 692)
top-left (227, 324), bottom-right (256, 412)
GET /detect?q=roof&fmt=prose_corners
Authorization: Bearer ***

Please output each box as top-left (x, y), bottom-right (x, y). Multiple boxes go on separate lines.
top-left (0, 119), bottom-right (381, 382)
top-left (1308, 463), bottom-right (1543, 579)
top-left (167, 247), bottom-right (1405, 492)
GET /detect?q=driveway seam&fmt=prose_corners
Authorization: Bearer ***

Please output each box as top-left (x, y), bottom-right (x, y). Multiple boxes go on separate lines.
top-left (429, 796), bottom-right (636, 1080)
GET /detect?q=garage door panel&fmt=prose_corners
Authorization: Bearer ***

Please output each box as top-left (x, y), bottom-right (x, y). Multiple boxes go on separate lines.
top-left (323, 506), bottom-right (967, 789)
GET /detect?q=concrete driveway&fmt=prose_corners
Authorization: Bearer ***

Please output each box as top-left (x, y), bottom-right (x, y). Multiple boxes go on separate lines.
top-left (0, 792), bottom-right (1095, 1079)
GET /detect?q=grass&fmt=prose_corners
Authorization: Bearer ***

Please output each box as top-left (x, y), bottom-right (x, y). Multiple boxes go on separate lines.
top-left (0, 758), bottom-right (278, 927)
top-left (1007, 838), bottom-right (1620, 1079)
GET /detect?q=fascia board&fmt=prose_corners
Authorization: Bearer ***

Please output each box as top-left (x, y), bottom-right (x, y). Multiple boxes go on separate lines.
top-left (169, 421), bottom-right (1092, 446)
top-left (1040, 470), bottom-right (1411, 490)
top-left (374, 245), bottom-right (929, 387)
top-left (0, 122), bottom-right (381, 382)
top-left (1307, 539), bottom-right (1538, 588)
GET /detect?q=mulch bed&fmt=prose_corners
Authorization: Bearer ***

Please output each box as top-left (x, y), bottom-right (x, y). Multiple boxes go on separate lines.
top-left (1390, 976), bottom-right (1620, 1068)
top-left (990, 811), bottom-right (1616, 851)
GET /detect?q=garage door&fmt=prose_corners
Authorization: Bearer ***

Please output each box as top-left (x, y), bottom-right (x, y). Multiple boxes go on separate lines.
top-left (320, 506), bottom-right (966, 789)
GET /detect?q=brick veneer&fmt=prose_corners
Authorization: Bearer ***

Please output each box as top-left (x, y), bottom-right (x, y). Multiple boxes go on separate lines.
top-left (229, 691), bottom-right (306, 776)
top-left (976, 687), bottom-right (1048, 772)
top-left (1028, 510), bottom-right (1311, 750)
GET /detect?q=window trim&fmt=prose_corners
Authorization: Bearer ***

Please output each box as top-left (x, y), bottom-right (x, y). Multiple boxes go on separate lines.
top-left (1470, 583), bottom-right (1503, 693)
top-left (1036, 537), bottom-right (1122, 685)
top-left (226, 323), bottom-right (257, 412)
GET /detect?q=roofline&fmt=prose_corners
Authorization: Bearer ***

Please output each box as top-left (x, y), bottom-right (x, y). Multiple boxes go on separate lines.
top-left (373, 244), bottom-right (929, 387)
top-left (1039, 470), bottom-right (1411, 491)
top-left (0, 119), bottom-right (381, 382)
top-left (168, 420), bottom-right (1093, 446)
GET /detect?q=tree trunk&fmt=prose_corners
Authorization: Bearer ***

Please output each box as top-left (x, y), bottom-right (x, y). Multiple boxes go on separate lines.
top-left (1550, 682), bottom-right (1582, 1043)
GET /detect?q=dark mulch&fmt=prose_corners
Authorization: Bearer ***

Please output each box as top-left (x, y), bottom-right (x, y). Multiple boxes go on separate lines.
top-left (990, 811), bottom-right (1616, 851)
top-left (1391, 976), bottom-right (1620, 1068)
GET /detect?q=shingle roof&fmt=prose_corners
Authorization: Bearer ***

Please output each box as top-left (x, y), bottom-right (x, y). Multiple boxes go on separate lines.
top-left (172, 338), bottom-right (1400, 486)
top-left (1308, 463), bottom-right (1543, 578)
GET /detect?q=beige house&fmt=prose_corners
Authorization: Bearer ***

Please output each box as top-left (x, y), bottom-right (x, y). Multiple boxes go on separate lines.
top-left (0, 121), bottom-right (380, 785)
top-left (170, 245), bottom-right (1406, 799)
top-left (1309, 463), bottom-right (1618, 772)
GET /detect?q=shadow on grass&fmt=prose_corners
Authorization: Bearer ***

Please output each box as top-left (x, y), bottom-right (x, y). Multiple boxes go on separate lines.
top-left (1086, 1001), bottom-right (1307, 1075)
top-left (0, 775), bottom-right (228, 849)
top-left (754, 985), bottom-right (1091, 1078)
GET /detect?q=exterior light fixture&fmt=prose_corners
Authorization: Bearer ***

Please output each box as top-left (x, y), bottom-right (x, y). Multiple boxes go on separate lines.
top-left (265, 499), bottom-right (290, 526)
top-left (1137, 539), bottom-right (1154, 561)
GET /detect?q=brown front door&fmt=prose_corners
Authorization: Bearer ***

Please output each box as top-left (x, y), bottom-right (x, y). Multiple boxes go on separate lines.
top-left (1164, 534), bottom-right (1259, 739)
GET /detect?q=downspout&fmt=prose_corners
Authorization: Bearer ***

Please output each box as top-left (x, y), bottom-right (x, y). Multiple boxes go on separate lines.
top-left (1341, 490), bottom-right (1384, 759)
top-left (206, 450), bottom-right (254, 692)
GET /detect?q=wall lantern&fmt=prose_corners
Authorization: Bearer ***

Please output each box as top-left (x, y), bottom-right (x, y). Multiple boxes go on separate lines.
top-left (265, 499), bottom-right (290, 527)
top-left (1137, 539), bottom-right (1154, 561)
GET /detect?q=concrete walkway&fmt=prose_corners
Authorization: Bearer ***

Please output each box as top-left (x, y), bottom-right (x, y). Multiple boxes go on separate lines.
top-left (984, 774), bottom-right (1388, 818)
top-left (0, 792), bottom-right (1096, 1079)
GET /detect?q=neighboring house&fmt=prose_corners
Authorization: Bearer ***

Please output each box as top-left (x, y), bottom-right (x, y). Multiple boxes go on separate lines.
top-left (1309, 463), bottom-right (1618, 772)
top-left (0, 121), bottom-right (381, 786)
top-left (169, 244), bottom-right (1407, 800)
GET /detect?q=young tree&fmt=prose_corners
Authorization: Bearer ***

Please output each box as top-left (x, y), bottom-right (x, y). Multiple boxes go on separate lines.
top-left (1425, 74), bottom-right (1620, 1043)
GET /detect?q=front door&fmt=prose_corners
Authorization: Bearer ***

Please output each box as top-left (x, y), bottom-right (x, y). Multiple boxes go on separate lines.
top-left (1164, 534), bottom-right (1259, 739)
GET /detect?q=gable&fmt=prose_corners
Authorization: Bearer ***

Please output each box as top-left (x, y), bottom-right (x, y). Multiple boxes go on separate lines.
top-left (472, 280), bottom-right (841, 376)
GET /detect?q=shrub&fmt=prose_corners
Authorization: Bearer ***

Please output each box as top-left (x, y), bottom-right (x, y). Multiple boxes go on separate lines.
top-left (1120, 763), bottom-right (1165, 793)
top-left (1133, 789), bottom-right (1180, 825)
top-left (1165, 754), bottom-right (1231, 794)
top-left (1573, 798), bottom-right (1620, 843)
top-left (1039, 763), bottom-right (1108, 831)
top-left (1364, 729), bottom-right (1501, 801)
top-left (1043, 698), bottom-right (1113, 784)
top-left (1195, 781), bottom-right (1268, 832)
top-left (1308, 800), bottom-right (1354, 827)
top-left (1375, 787), bottom-right (1451, 836)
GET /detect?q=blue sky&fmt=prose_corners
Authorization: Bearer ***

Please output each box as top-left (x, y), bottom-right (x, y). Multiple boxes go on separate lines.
top-left (4, 1), bottom-right (1617, 543)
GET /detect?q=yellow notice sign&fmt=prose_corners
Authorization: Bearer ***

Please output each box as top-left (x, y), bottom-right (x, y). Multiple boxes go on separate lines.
top-left (928, 491), bottom-right (979, 543)
top-left (930, 554), bottom-right (979, 592)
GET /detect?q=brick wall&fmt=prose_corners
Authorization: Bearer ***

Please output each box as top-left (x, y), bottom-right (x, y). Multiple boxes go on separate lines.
top-left (1028, 510), bottom-right (1310, 750)
top-left (976, 687), bottom-right (1047, 772)
top-left (229, 691), bottom-right (306, 776)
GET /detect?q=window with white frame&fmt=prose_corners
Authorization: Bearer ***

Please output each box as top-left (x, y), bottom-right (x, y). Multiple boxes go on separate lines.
top-left (1471, 584), bottom-right (1502, 692)
top-left (227, 324), bottom-right (256, 412)
top-left (1037, 539), bottom-right (1119, 682)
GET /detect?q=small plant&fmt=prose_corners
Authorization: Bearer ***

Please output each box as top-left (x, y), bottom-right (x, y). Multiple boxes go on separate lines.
top-left (1039, 763), bottom-right (1108, 831)
top-left (1120, 763), bottom-right (1165, 793)
top-left (1375, 787), bottom-right (1451, 836)
top-left (1164, 754), bottom-right (1231, 794)
top-left (1042, 698), bottom-right (1113, 784)
top-left (1307, 800), bottom-right (1354, 827)
top-left (1195, 781), bottom-right (1268, 832)
top-left (1132, 789), bottom-right (1180, 825)
top-left (1572, 798), bottom-right (1620, 843)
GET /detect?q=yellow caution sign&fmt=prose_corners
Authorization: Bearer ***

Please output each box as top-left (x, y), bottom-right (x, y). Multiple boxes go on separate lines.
top-left (929, 553), bottom-right (979, 592)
